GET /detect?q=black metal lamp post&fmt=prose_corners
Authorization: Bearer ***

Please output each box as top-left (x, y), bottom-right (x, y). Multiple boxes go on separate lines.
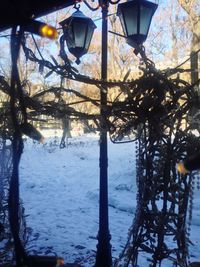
top-left (95, 2), bottom-right (112, 266)
top-left (60, 1), bottom-right (157, 266)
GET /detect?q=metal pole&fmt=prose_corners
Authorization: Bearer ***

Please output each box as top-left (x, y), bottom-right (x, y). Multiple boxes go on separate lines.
top-left (95, 0), bottom-right (112, 266)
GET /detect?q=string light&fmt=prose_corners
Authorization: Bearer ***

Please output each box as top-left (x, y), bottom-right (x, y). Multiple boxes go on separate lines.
top-left (23, 20), bottom-right (58, 40)
top-left (39, 24), bottom-right (58, 39)
top-left (56, 257), bottom-right (65, 266)
top-left (177, 153), bottom-right (200, 174)
top-left (177, 162), bottom-right (189, 174)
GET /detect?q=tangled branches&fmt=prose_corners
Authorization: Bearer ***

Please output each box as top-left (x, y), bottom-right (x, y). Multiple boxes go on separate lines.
top-left (0, 119), bottom-right (29, 265)
top-left (0, 33), bottom-right (200, 267)
top-left (110, 58), bottom-right (200, 266)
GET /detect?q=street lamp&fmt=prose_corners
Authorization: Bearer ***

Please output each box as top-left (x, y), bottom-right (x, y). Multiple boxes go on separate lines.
top-left (59, 7), bottom-right (96, 64)
top-left (60, 1), bottom-right (157, 266)
top-left (117, 0), bottom-right (158, 47)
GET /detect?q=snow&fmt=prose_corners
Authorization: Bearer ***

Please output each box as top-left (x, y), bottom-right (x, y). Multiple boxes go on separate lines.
top-left (19, 131), bottom-right (200, 266)
top-left (20, 132), bottom-right (136, 266)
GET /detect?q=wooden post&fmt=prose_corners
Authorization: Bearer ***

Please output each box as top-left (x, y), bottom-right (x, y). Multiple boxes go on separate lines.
top-left (189, 51), bottom-right (199, 125)
top-left (190, 51), bottom-right (199, 88)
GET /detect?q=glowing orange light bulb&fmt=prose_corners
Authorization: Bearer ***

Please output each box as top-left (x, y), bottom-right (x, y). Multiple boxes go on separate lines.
top-left (39, 24), bottom-right (58, 39)
top-left (177, 162), bottom-right (188, 175)
top-left (56, 257), bottom-right (65, 266)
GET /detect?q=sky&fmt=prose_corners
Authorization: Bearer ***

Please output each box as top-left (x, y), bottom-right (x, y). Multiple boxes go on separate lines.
top-left (0, 0), bottom-right (192, 82)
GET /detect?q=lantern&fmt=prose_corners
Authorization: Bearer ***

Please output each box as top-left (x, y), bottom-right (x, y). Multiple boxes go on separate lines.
top-left (117, 0), bottom-right (158, 47)
top-left (60, 9), bottom-right (96, 64)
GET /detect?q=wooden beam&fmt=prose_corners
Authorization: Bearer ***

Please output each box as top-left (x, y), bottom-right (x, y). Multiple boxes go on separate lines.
top-left (0, 0), bottom-right (76, 32)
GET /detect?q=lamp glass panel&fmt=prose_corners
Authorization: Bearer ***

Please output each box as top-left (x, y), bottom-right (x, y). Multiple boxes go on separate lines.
top-left (140, 5), bottom-right (153, 35)
top-left (123, 6), bottom-right (138, 36)
top-left (73, 21), bottom-right (87, 48)
top-left (65, 26), bottom-right (74, 49)
top-left (85, 24), bottom-right (94, 50)
top-left (118, 13), bottom-right (126, 35)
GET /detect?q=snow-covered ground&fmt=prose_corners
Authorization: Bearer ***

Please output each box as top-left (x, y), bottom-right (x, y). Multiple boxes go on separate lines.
top-left (19, 131), bottom-right (200, 266)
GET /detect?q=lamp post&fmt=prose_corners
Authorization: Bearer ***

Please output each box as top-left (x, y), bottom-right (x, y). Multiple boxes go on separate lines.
top-left (95, 2), bottom-right (112, 266)
top-left (60, 1), bottom-right (157, 266)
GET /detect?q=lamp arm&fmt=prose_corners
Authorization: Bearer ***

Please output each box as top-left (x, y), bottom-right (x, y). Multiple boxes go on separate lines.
top-left (108, 0), bottom-right (121, 5)
top-left (83, 0), bottom-right (100, 11)
top-left (74, 3), bottom-right (81, 10)
top-left (59, 35), bottom-right (72, 66)
top-left (137, 45), bottom-right (156, 70)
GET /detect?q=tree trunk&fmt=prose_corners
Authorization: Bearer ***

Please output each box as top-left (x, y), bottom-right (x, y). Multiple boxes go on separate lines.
top-left (178, 0), bottom-right (199, 87)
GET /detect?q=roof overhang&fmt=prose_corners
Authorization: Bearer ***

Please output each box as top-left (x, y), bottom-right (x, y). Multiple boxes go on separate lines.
top-left (0, 0), bottom-right (76, 32)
